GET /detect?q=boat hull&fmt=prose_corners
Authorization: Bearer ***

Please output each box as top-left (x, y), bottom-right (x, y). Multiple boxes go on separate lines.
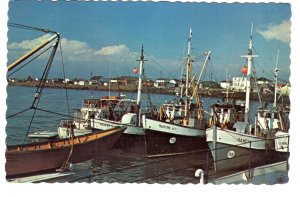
top-left (206, 127), bottom-right (290, 172)
top-left (143, 118), bottom-right (207, 157)
top-left (57, 127), bottom-right (93, 139)
top-left (144, 128), bottom-right (207, 157)
top-left (6, 127), bottom-right (125, 178)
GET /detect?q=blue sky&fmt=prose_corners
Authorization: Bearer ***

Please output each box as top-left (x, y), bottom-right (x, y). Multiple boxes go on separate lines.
top-left (7, 1), bottom-right (291, 82)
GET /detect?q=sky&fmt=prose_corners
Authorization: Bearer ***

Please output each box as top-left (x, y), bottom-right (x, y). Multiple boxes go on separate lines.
top-left (6, 0), bottom-right (291, 83)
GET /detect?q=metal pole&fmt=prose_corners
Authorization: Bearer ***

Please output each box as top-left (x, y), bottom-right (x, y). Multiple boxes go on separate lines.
top-left (136, 45), bottom-right (147, 126)
top-left (213, 107), bottom-right (217, 172)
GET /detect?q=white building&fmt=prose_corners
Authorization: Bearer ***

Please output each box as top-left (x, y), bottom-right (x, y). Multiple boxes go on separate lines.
top-left (220, 80), bottom-right (232, 89)
top-left (154, 78), bottom-right (179, 88)
top-left (79, 80), bottom-right (89, 86)
top-left (257, 77), bottom-right (272, 85)
top-left (232, 77), bottom-right (247, 91)
top-left (63, 78), bottom-right (70, 84)
top-left (74, 80), bottom-right (89, 86)
top-left (154, 78), bottom-right (169, 88)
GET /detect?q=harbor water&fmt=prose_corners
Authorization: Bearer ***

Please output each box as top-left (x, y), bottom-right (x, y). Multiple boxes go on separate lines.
top-left (5, 86), bottom-right (288, 183)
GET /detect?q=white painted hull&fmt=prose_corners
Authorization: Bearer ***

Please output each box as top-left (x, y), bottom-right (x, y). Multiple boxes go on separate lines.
top-left (143, 117), bottom-right (206, 137)
top-left (206, 127), bottom-right (267, 150)
top-left (274, 131), bottom-right (290, 152)
top-left (206, 127), bottom-right (289, 172)
top-left (92, 118), bottom-right (144, 136)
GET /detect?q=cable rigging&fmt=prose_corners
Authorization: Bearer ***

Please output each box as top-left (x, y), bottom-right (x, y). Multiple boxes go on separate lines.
top-left (6, 23), bottom-right (74, 144)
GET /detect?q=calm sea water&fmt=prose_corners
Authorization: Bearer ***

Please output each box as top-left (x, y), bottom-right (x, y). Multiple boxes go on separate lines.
top-left (6, 86), bottom-right (286, 184)
top-left (6, 85), bottom-right (225, 145)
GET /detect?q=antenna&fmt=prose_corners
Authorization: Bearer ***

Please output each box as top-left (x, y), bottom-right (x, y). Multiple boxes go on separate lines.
top-left (273, 49), bottom-right (280, 108)
top-left (90, 72), bottom-right (93, 98)
top-left (251, 22), bottom-right (254, 37)
top-left (275, 49), bottom-right (280, 71)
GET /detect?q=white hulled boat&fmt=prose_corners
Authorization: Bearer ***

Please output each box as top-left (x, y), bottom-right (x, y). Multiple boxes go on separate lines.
top-left (57, 96), bottom-right (133, 138)
top-left (142, 28), bottom-right (210, 157)
top-left (206, 24), bottom-right (290, 172)
top-left (90, 45), bottom-right (149, 137)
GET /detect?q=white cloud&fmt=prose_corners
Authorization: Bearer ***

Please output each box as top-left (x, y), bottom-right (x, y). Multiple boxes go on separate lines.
top-left (7, 35), bottom-right (179, 78)
top-left (95, 45), bottom-right (128, 56)
top-left (7, 35), bottom-right (137, 63)
top-left (60, 38), bottom-right (94, 62)
top-left (8, 34), bottom-right (52, 49)
top-left (257, 20), bottom-right (291, 43)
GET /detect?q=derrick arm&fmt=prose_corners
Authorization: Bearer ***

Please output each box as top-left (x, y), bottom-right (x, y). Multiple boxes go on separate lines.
top-left (7, 33), bottom-right (59, 72)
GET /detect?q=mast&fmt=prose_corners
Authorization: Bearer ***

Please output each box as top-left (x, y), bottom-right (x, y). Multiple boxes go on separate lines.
top-left (136, 44), bottom-right (147, 126)
top-left (180, 66), bottom-right (184, 99)
top-left (184, 27), bottom-right (192, 125)
top-left (270, 49), bottom-right (280, 130)
top-left (273, 49), bottom-right (280, 109)
top-left (191, 51), bottom-right (211, 99)
top-left (241, 23), bottom-right (258, 123)
top-left (109, 55), bottom-right (111, 98)
top-left (226, 67), bottom-right (229, 103)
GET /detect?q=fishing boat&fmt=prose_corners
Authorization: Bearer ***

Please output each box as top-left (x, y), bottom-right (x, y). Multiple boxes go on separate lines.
top-left (5, 23), bottom-right (126, 178)
top-left (57, 96), bottom-right (134, 138)
top-left (206, 24), bottom-right (290, 172)
top-left (142, 28), bottom-right (209, 157)
top-left (6, 126), bottom-right (126, 178)
top-left (91, 45), bottom-right (150, 137)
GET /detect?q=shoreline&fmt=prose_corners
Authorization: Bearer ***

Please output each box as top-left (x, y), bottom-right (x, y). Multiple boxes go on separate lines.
top-left (7, 81), bottom-right (290, 104)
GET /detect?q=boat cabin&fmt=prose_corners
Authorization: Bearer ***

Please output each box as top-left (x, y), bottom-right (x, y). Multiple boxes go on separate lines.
top-left (256, 107), bottom-right (290, 133)
top-left (211, 103), bottom-right (245, 129)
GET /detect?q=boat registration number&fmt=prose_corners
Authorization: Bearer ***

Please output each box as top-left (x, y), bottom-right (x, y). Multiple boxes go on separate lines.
top-left (227, 150), bottom-right (235, 158)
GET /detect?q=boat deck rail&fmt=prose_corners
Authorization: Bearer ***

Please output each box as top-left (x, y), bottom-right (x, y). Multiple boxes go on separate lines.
top-left (59, 119), bottom-right (74, 127)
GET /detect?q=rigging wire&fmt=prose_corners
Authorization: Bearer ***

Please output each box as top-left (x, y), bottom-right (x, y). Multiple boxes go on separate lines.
top-left (6, 107), bottom-right (32, 119)
top-left (227, 58), bottom-right (248, 102)
top-left (59, 41), bottom-right (71, 118)
top-left (142, 71), bottom-right (155, 116)
top-left (35, 107), bottom-right (75, 119)
top-left (23, 40), bottom-right (60, 144)
top-left (7, 45), bottom-right (53, 78)
top-left (7, 23), bottom-right (77, 150)
top-left (252, 61), bottom-right (263, 106)
top-left (252, 46), bottom-right (276, 80)
top-left (8, 22), bottom-right (57, 34)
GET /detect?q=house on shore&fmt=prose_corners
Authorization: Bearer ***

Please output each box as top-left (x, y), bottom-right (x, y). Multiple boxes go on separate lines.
top-left (219, 80), bottom-right (232, 89)
top-left (154, 78), bottom-right (179, 88)
top-left (89, 76), bottom-right (103, 85)
top-left (74, 78), bottom-right (89, 86)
